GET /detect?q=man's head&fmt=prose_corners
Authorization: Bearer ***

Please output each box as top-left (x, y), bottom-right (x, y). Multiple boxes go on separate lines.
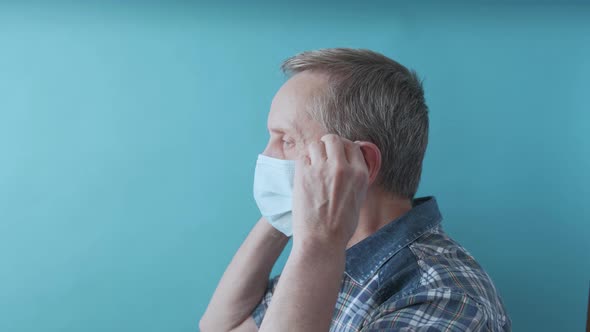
top-left (263, 48), bottom-right (429, 199)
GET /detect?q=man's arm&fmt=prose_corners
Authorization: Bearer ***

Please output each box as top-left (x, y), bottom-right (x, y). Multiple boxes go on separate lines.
top-left (199, 217), bottom-right (289, 332)
top-left (259, 239), bottom-right (346, 331)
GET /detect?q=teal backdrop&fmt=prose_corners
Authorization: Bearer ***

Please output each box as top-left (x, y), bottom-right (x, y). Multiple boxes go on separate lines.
top-left (1, 2), bottom-right (588, 331)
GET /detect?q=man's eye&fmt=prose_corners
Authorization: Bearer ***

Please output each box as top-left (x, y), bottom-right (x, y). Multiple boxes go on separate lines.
top-left (282, 139), bottom-right (294, 148)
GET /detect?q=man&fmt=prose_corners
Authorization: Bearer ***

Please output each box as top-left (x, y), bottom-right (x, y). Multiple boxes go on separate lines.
top-left (200, 48), bottom-right (511, 331)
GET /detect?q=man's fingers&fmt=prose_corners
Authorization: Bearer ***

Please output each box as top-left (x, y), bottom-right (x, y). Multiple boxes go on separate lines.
top-left (308, 140), bottom-right (327, 165)
top-left (348, 141), bottom-right (368, 171)
top-left (320, 134), bottom-right (347, 163)
top-left (297, 154), bottom-right (311, 167)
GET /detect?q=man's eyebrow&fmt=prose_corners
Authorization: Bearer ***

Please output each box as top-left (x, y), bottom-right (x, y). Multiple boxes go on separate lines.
top-left (268, 125), bottom-right (302, 137)
top-left (268, 127), bottom-right (286, 133)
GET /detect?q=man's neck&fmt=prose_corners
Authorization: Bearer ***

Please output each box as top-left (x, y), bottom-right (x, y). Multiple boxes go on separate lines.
top-left (346, 189), bottom-right (412, 249)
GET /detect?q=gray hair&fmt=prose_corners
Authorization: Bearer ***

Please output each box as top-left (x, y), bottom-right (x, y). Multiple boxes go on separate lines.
top-left (281, 48), bottom-right (429, 199)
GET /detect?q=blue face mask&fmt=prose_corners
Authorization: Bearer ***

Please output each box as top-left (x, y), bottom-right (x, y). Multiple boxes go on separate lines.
top-left (253, 154), bottom-right (296, 237)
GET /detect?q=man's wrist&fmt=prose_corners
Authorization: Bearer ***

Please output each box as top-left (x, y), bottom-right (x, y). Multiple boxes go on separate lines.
top-left (292, 236), bottom-right (347, 263)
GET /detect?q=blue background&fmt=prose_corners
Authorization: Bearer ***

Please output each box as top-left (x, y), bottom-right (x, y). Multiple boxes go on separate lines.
top-left (1, 2), bottom-right (588, 331)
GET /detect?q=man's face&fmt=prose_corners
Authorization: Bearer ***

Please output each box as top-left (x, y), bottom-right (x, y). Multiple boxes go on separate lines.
top-left (262, 71), bottom-right (328, 160)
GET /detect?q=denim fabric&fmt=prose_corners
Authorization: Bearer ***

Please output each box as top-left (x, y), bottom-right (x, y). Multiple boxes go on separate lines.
top-left (252, 196), bottom-right (511, 331)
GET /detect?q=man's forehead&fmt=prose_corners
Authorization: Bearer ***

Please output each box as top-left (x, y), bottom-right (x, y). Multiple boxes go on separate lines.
top-left (268, 93), bottom-right (303, 136)
top-left (267, 71), bottom-right (327, 137)
top-left (267, 112), bottom-right (302, 135)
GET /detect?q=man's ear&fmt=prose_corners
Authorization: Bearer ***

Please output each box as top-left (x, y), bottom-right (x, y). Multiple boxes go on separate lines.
top-left (355, 141), bottom-right (381, 185)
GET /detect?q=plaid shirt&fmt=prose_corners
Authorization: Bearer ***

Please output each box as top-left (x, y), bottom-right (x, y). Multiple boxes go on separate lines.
top-left (252, 197), bottom-right (511, 331)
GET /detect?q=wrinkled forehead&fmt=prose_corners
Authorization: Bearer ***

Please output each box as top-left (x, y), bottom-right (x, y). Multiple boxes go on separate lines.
top-left (268, 71), bottom-right (328, 137)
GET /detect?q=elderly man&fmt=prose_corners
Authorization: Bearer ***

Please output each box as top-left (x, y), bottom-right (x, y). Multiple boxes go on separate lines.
top-left (200, 48), bottom-right (511, 331)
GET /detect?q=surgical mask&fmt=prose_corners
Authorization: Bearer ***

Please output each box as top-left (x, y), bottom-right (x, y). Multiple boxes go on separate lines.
top-left (253, 153), bottom-right (296, 236)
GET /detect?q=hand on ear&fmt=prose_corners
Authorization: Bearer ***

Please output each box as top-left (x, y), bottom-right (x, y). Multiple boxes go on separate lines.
top-left (353, 140), bottom-right (381, 185)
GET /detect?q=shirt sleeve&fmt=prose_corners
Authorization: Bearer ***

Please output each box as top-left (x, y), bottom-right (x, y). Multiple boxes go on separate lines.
top-left (251, 274), bottom-right (281, 328)
top-left (360, 288), bottom-right (493, 332)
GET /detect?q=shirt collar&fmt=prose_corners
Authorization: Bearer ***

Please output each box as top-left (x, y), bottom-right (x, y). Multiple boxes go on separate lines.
top-left (344, 196), bottom-right (442, 285)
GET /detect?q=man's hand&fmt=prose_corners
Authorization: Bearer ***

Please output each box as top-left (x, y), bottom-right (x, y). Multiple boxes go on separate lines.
top-left (292, 134), bottom-right (370, 250)
top-left (259, 134), bottom-right (370, 331)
